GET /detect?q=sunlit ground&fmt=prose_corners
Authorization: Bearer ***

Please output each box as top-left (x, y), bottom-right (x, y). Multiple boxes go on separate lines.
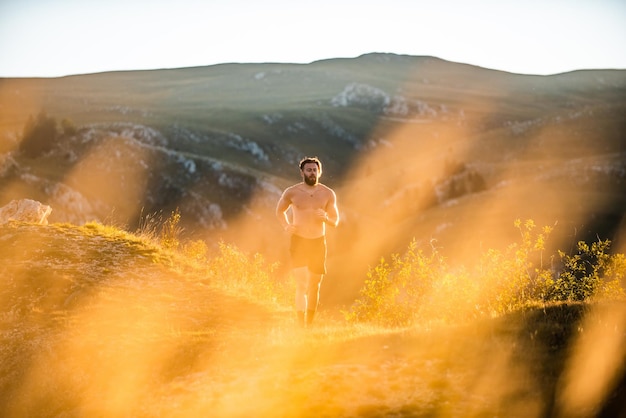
top-left (1, 223), bottom-right (624, 417)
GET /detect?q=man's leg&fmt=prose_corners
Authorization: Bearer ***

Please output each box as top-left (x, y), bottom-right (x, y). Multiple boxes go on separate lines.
top-left (292, 267), bottom-right (308, 327)
top-left (306, 273), bottom-right (323, 326)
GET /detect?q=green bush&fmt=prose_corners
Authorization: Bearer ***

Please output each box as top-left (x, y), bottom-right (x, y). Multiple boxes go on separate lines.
top-left (343, 239), bottom-right (447, 327)
top-left (550, 239), bottom-right (625, 301)
top-left (344, 219), bottom-right (626, 326)
top-left (476, 219), bottom-right (556, 315)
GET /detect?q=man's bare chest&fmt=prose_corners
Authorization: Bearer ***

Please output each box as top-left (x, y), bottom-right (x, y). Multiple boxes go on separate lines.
top-left (291, 190), bottom-right (327, 210)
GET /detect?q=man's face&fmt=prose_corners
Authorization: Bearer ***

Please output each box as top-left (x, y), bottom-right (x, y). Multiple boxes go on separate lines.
top-left (301, 162), bottom-right (320, 186)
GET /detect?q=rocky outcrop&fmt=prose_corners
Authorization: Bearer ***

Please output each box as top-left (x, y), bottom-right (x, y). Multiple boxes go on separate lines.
top-left (0, 199), bottom-right (52, 225)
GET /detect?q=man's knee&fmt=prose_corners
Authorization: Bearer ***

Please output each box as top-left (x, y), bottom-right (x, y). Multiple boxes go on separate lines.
top-left (292, 267), bottom-right (308, 289)
top-left (308, 274), bottom-right (323, 290)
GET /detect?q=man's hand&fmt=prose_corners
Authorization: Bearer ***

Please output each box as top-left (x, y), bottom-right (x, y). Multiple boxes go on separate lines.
top-left (315, 209), bottom-right (328, 222)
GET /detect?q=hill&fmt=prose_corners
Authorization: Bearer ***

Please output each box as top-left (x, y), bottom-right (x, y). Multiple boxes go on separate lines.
top-left (1, 221), bottom-right (624, 417)
top-left (1, 53), bottom-right (625, 302)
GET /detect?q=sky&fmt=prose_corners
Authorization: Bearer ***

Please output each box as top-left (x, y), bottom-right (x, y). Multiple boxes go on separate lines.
top-left (0, 0), bottom-right (625, 78)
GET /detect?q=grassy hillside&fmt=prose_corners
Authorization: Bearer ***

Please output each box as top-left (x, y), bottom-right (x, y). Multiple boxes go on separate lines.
top-left (1, 53), bottom-right (625, 305)
top-left (1, 221), bottom-right (625, 417)
top-left (2, 54), bottom-right (624, 174)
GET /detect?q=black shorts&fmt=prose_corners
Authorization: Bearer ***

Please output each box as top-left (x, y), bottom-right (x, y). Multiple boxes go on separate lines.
top-left (290, 235), bottom-right (327, 275)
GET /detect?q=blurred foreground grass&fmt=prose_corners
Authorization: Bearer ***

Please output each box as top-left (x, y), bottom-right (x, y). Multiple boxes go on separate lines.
top-left (0, 222), bottom-right (624, 417)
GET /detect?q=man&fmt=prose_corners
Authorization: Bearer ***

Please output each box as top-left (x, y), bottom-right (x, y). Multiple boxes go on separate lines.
top-left (276, 157), bottom-right (339, 327)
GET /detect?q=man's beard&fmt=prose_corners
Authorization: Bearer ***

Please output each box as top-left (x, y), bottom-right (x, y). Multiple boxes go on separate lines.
top-left (304, 175), bottom-right (318, 186)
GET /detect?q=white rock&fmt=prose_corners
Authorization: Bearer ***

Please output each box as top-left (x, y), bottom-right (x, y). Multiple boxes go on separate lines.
top-left (0, 199), bottom-right (52, 225)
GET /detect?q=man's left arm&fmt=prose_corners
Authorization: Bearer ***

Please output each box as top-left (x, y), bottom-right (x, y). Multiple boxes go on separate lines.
top-left (324, 190), bottom-right (339, 227)
top-left (276, 190), bottom-right (293, 232)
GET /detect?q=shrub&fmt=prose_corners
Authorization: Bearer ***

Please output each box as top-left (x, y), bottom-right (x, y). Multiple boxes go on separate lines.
top-left (345, 219), bottom-right (625, 327)
top-left (207, 241), bottom-right (288, 307)
top-left (476, 219), bottom-right (555, 315)
top-left (133, 210), bottom-right (288, 307)
top-left (419, 265), bottom-right (479, 322)
top-left (550, 239), bottom-right (625, 301)
top-left (136, 208), bottom-right (183, 250)
top-left (160, 208), bottom-right (182, 250)
top-left (19, 112), bottom-right (59, 157)
top-left (344, 239), bottom-right (447, 327)
top-left (182, 239), bottom-right (209, 263)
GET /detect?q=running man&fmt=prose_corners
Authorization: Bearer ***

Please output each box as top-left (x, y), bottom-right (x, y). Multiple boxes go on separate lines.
top-left (276, 157), bottom-right (339, 327)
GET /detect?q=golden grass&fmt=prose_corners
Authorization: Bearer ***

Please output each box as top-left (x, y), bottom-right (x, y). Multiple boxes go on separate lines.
top-left (0, 222), bottom-right (624, 417)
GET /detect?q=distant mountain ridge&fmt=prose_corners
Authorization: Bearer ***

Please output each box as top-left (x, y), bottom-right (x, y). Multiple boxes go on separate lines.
top-left (0, 53), bottom-right (624, 276)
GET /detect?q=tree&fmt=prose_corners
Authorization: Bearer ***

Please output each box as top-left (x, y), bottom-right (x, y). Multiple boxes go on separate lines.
top-left (19, 112), bottom-right (59, 157)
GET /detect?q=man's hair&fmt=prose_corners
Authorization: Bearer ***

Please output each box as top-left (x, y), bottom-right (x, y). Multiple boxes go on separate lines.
top-left (299, 156), bottom-right (322, 172)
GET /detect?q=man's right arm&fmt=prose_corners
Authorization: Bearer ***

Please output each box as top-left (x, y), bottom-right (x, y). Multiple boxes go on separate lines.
top-left (275, 190), bottom-right (292, 231)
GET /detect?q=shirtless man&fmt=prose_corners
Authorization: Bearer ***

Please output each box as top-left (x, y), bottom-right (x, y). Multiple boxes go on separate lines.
top-left (276, 157), bottom-right (339, 327)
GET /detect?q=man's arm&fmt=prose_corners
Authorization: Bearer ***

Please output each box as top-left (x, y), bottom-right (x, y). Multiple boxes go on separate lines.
top-left (324, 189), bottom-right (339, 227)
top-left (275, 190), bottom-right (293, 231)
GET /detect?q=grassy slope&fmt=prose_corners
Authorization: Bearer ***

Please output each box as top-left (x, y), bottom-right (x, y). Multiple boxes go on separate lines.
top-left (1, 56), bottom-right (624, 222)
top-left (1, 222), bottom-right (625, 417)
top-left (2, 55), bottom-right (625, 174)
top-left (1, 54), bottom-right (625, 309)
top-left (2, 60), bottom-right (623, 228)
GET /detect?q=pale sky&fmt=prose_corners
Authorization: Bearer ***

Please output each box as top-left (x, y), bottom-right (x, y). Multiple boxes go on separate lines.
top-left (0, 0), bottom-right (625, 78)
